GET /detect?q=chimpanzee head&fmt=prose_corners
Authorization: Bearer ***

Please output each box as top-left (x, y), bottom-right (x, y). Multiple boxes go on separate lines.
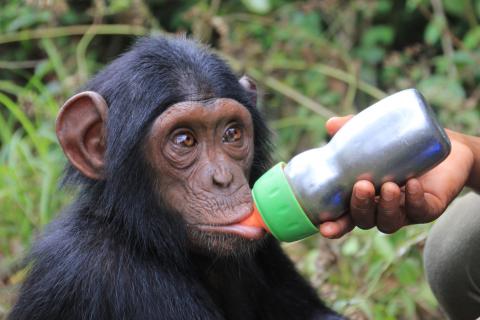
top-left (56, 36), bottom-right (272, 257)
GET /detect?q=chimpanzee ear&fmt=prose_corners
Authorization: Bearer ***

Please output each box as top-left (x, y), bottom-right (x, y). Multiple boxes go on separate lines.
top-left (239, 75), bottom-right (257, 106)
top-left (56, 91), bottom-right (108, 180)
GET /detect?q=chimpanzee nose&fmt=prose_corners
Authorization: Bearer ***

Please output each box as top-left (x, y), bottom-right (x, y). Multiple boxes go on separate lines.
top-left (212, 167), bottom-right (233, 188)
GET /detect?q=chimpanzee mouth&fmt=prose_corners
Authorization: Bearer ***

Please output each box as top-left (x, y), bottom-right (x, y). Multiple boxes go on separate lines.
top-left (196, 223), bottom-right (266, 240)
top-left (188, 198), bottom-right (265, 240)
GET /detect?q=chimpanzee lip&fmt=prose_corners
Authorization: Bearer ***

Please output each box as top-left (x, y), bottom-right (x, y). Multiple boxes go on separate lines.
top-left (191, 202), bottom-right (265, 240)
top-left (196, 224), bottom-right (266, 240)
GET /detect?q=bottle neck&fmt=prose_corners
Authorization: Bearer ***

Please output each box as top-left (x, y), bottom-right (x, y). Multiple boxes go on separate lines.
top-left (283, 145), bottom-right (346, 224)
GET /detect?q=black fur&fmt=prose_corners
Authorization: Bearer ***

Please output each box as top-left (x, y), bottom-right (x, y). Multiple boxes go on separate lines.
top-left (9, 36), bottom-right (343, 320)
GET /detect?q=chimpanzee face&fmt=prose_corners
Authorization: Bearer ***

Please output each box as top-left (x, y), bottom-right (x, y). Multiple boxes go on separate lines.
top-left (57, 72), bottom-right (267, 255)
top-left (145, 98), bottom-right (266, 254)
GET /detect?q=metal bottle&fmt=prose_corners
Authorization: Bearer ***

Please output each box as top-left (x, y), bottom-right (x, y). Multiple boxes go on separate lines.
top-left (246, 89), bottom-right (451, 242)
top-left (283, 88), bottom-right (451, 225)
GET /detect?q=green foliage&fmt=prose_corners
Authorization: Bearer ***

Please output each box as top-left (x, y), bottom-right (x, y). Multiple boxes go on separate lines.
top-left (241, 0), bottom-right (272, 14)
top-left (1, 0), bottom-right (479, 318)
top-left (443, 0), bottom-right (468, 17)
top-left (418, 75), bottom-right (466, 110)
top-left (424, 15), bottom-right (445, 45)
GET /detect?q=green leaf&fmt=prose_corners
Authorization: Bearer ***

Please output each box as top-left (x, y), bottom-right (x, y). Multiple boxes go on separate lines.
top-left (463, 26), bottom-right (480, 50)
top-left (355, 46), bottom-right (386, 64)
top-left (452, 51), bottom-right (475, 68)
top-left (432, 56), bottom-right (450, 74)
top-left (424, 16), bottom-right (444, 45)
top-left (406, 0), bottom-right (429, 11)
top-left (376, 0), bottom-right (392, 14)
top-left (362, 26), bottom-right (394, 46)
top-left (6, 10), bottom-right (51, 32)
top-left (342, 237), bottom-right (360, 256)
top-left (241, 0), bottom-right (272, 14)
top-left (443, 0), bottom-right (467, 17)
top-left (291, 11), bottom-right (322, 37)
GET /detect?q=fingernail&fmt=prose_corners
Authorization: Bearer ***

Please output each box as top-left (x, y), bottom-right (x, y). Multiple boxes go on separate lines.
top-left (326, 117), bottom-right (338, 124)
top-left (320, 224), bottom-right (335, 237)
top-left (355, 188), bottom-right (369, 200)
top-left (383, 191), bottom-right (394, 201)
top-left (407, 181), bottom-right (419, 195)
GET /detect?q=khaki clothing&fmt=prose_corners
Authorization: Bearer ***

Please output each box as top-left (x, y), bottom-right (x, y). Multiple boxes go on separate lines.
top-left (424, 192), bottom-right (480, 320)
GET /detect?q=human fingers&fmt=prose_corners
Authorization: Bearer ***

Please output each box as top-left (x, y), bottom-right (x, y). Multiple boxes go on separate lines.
top-left (325, 115), bottom-right (354, 136)
top-left (319, 214), bottom-right (355, 239)
top-left (404, 179), bottom-right (442, 223)
top-left (376, 182), bottom-right (405, 233)
top-left (350, 180), bottom-right (376, 229)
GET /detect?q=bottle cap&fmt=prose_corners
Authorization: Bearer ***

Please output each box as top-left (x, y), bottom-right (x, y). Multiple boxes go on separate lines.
top-left (252, 162), bottom-right (318, 242)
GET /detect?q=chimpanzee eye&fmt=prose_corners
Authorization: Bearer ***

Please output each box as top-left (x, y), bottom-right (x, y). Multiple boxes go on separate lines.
top-left (222, 125), bottom-right (242, 143)
top-left (173, 132), bottom-right (196, 147)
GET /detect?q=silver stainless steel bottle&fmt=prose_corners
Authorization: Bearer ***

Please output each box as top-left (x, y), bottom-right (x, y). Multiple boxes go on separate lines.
top-left (244, 88), bottom-right (451, 242)
top-left (283, 88), bottom-right (451, 225)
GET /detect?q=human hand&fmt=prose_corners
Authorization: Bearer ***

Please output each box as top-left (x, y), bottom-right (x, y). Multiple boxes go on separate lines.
top-left (319, 116), bottom-right (475, 239)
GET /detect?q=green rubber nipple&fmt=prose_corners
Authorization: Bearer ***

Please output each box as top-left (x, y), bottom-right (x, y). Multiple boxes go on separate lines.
top-left (251, 162), bottom-right (318, 242)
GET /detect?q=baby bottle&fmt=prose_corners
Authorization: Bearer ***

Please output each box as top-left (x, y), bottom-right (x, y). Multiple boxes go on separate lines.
top-left (241, 89), bottom-right (451, 242)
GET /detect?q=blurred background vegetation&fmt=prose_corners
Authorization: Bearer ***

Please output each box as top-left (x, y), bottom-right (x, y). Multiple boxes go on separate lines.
top-left (1, 0), bottom-right (479, 319)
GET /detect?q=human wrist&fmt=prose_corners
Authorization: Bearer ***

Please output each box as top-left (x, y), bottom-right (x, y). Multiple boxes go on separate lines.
top-left (464, 135), bottom-right (480, 192)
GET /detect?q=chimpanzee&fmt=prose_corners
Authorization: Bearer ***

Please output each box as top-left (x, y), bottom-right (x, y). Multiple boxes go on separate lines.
top-left (8, 36), bottom-right (343, 320)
